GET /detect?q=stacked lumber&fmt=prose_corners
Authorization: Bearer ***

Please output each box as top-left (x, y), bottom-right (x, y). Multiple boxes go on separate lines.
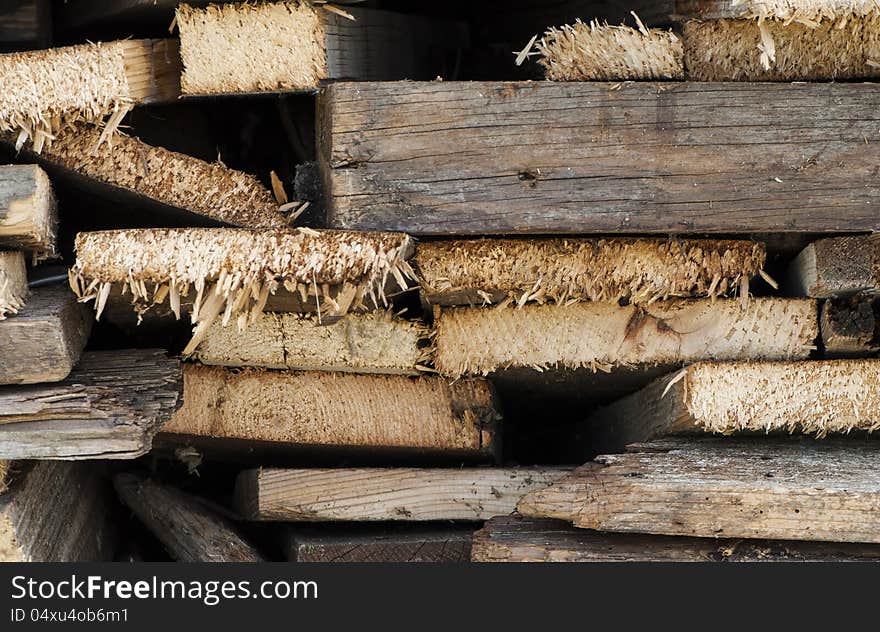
top-left (3, 0), bottom-right (879, 564)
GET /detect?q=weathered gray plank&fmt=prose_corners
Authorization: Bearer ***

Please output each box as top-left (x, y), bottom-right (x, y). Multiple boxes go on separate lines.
top-left (0, 284), bottom-right (91, 385)
top-left (0, 164), bottom-right (56, 256)
top-left (473, 514), bottom-right (880, 562)
top-left (0, 460), bottom-right (114, 561)
top-left (0, 349), bottom-right (182, 459)
top-left (115, 474), bottom-right (263, 562)
top-left (519, 438), bottom-right (880, 543)
top-left (319, 82), bottom-right (880, 235)
top-left (236, 467), bottom-right (570, 522)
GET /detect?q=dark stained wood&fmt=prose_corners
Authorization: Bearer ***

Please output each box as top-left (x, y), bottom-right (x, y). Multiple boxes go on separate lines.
top-left (0, 284), bottom-right (91, 385)
top-left (319, 81), bottom-right (880, 235)
top-left (519, 438), bottom-right (880, 543)
top-left (0, 349), bottom-right (182, 460)
top-left (787, 235), bottom-right (880, 298)
top-left (0, 461), bottom-right (114, 561)
top-left (473, 514), bottom-right (880, 562)
top-left (114, 474), bottom-right (263, 562)
top-left (287, 526), bottom-right (473, 562)
top-left (821, 295), bottom-right (879, 357)
top-left (0, 0), bottom-right (50, 50)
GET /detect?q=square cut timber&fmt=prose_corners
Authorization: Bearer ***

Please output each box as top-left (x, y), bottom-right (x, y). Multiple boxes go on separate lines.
top-left (176, 1), bottom-right (468, 96)
top-left (319, 81), bottom-right (880, 235)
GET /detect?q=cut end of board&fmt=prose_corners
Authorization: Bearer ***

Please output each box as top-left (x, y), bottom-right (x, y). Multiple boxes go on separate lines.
top-left (0, 164), bottom-right (57, 258)
top-left (526, 18), bottom-right (683, 81)
top-left (71, 228), bottom-right (415, 354)
top-left (177, 1), bottom-right (326, 95)
top-left (0, 39), bottom-right (179, 153)
top-left (12, 125), bottom-right (286, 229)
top-left (416, 238), bottom-right (767, 307)
top-left (0, 251), bottom-right (27, 319)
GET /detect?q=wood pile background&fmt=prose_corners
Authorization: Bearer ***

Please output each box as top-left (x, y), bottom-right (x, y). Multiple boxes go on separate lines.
top-left (0, 0), bottom-right (878, 562)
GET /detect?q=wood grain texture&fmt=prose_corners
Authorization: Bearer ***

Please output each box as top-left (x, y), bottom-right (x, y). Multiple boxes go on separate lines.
top-left (236, 467), bottom-right (570, 522)
top-left (0, 164), bottom-right (56, 255)
top-left (161, 364), bottom-right (500, 460)
top-left (519, 438), bottom-right (880, 543)
top-left (472, 514), bottom-right (880, 562)
top-left (114, 474), bottom-right (263, 562)
top-left (821, 295), bottom-right (878, 357)
top-left (0, 285), bottom-right (91, 385)
top-left (0, 349), bottom-right (182, 459)
top-left (434, 298), bottom-right (817, 377)
top-left (320, 81), bottom-right (880, 235)
top-left (0, 461), bottom-right (114, 561)
top-left (788, 236), bottom-right (880, 298)
top-left (589, 359), bottom-right (880, 452)
top-left (287, 526), bottom-right (473, 562)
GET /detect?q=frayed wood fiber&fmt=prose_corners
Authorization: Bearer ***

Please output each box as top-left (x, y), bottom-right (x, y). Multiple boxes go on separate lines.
top-left (0, 461), bottom-right (8, 494)
top-left (416, 238), bottom-right (766, 307)
top-left (704, 0), bottom-right (880, 23)
top-left (192, 311), bottom-right (430, 374)
top-left (163, 365), bottom-right (498, 456)
top-left (0, 252), bottom-right (27, 320)
top-left (177, 1), bottom-right (326, 95)
top-left (434, 298), bottom-right (816, 377)
top-left (0, 40), bottom-right (178, 153)
top-left (0, 164), bottom-right (57, 258)
top-left (13, 126), bottom-right (285, 229)
top-left (528, 18), bottom-right (683, 80)
top-left (71, 228), bottom-right (415, 355)
top-left (684, 16), bottom-right (880, 80)
top-left (593, 359), bottom-right (880, 443)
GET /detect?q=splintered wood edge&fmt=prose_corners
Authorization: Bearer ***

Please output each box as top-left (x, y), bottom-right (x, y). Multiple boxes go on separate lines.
top-left (0, 164), bottom-right (58, 257)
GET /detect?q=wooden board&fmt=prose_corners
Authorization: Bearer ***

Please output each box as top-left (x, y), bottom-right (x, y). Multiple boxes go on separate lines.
top-left (0, 461), bottom-right (114, 561)
top-left (161, 364), bottom-right (500, 461)
top-left (319, 81), bottom-right (880, 235)
top-left (0, 284), bottom-right (91, 385)
top-left (177, 3), bottom-right (468, 96)
top-left (192, 311), bottom-right (428, 374)
top-left (0, 349), bottom-right (182, 459)
top-left (114, 473), bottom-right (263, 562)
top-left (0, 0), bottom-right (50, 50)
top-left (788, 236), bottom-right (880, 298)
top-left (519, 438), bottom-right (880, 543)
top-left (0, 250), bottom-right (27, 319)
top-left (434, 298), bottom-right (817, 377)
top-left (0, 164), bottom-right (56, 256)
top-left (589, 359), bottom-right (880, 452)
top-left (236, 467), bottom-right (570, 522)
top-left (287, 526), bottom-right (473, 562)
top-left (821, 295), bottom-right (878, 357)
top-left (472, 514), bottom-right (880, 562)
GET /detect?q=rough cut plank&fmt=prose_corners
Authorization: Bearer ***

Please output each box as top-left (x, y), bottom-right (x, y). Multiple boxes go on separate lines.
top-left (0, 284), bottom-right (91, 385)
top-left (788, 236), bottom-right (880, 298)
top-left (0, 40), bottom-right (180, 151)
top-left (0, 0), bottom-right (50, 49)
top-left (114, 474), bottom-right (262, 562)
top-left (236, 467), bottom-right (570, 522)
top-left (192, 311), bottom-right (429, 374)
top-left (161, 364), bottom-right (499, 460)
top-left (0, 461), bottom-right (114, 561)
top-left (0, 349), bottom-right (182, 460)
top-left (821, 295), bottom-right (878, 357)
top-left (287, 526), bottom-right (473, 562)
top-left (319, 81), bottom-right (880, 235)
top-left (519, 438), bottom-right (880, 543)
top-left (0, 164), bottom-right (56, 256)
top-left (7, 125), bottom-right (286, 229)
top-left (0, 250), bottom-right (26, 319)
top-left (590, 359), bottom-right (880, 452)
top-left (177, 2), bottom-right (467, 96)
top-left (682, 17), bottom-right (880, 81)
top-left (435, 298), bottom-right (817, 377)
top-left (415, 238), bottom-right (766, 307)
top-left (472, 514), bottom-right (880, 562)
